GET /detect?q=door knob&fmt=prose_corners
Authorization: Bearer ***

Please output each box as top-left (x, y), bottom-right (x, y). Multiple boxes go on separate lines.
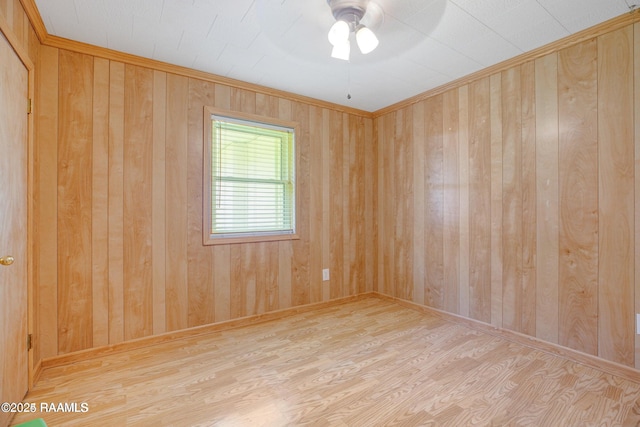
top-left (0, 256), bottom-right (14, 266)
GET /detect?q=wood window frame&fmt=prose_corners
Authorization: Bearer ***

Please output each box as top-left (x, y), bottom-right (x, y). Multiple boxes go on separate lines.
top-left (203, 106), bottom-right (300, 245)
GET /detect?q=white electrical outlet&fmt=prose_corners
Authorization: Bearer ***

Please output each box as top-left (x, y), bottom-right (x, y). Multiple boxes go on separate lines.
top-left (322, 269), bottom-right (330, 281)
top-left (637, 314), bottom-right (640, 334)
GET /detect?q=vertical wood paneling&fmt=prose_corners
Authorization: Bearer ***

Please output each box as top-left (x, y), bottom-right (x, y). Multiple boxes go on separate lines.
top-left (379, 22), bottom-right (639, 369)
top-left (468, 77), bottom-right (492, 323)
top-left (322, 109), bottom-right (331, 300)
top-left (292, 101), bottom-right (311, 306)
top-left (2, 0), bottom-right (12, 31)
top-left (35, 18), bottom-right (640, 371)
top-left (359, 21), bottom-right (640, 370)
top-left (260, 244), bottom-right (277, 313)
top-left (123, 65), bottom-right (154, 341)
top-left (356, 116), bottom-right (367, 295)
top-left (58, 50), bottom-right (93, 353)
top-left (37, 47), bottom-right (372, 359)
top-left (597, 26), bottom-right (634, 365)
top-left (213, 245), bottom-right (231, 323)
top-left (412, 101), bottom-right (426, 306)
top-left (187, 78), bottom-right (214, 327)
top-left (425, 96), bottom-right (444, 309)
top-left (36, 45), bottom-right (58, 359)
top-left (395, 108), bottom-right (413, 301)
top-left (458, 86), bottom-right (470, 318)
top-left (213, 84), bottom-right (231, 323)
top-left (10, 0), bottom-right (24, 46)
top-left (443, 90), bottom-right (459, 314)
top-left (342, 114), bottom-right (352, 298)
top-left (278, 99), bottom-right (293, 310)
top-left (384, 114), bottom-right (397, 297)
top-left (0, 0), bottom-right (7, 21)
top-left (501, 66), bottom-right (523, 332)
top-left (364, 117), bottom-right (376, 294)
top-left (309, 105), bottom-right (323, 302)
top-left (1, 0), bottom-right (12, 36)
top-left (635, 22), bottom-right (640, 369)
top-left (230, 243), bottom-right (255, 318)
top-left (91, 57), bottom-right (109, 347)
top-left (108, 61), bottom-right (125, 345)
top-left (255, 92), bottom-right (277, 119)
top-left (330, 109), bottom-right (345, 298)
top-left (373, 114), bottom-right (382, 295)
top-left (165, 73), bottom-right (189, 331)
top-left (349, 115), bottom-right (365, 295)
top-left (489, 74), bottom-right (503, 327)
top-left (368, 21), bottom-right (640, 371)
top-left (152, 70), bottom-right (167, 335)
top-left (28, 13), bottom-right (38, 63)
top-left (521, 61), bottom-right (537, 337)
top-left (558, 39), bottom-right (598, 356)
top-left (535, 53), bottom-right (559, 344)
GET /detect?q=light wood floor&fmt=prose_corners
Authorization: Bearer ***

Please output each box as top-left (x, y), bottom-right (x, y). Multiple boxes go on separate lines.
top-left (11, 297), bottom-right (640, 426)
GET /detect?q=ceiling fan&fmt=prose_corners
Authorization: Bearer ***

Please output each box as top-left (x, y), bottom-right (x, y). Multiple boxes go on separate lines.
top-left (326, 0), bottom-right (384, 60)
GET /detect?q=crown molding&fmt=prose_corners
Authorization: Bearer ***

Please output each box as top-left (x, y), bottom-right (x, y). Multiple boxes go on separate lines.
top-left (18, 0), bottom-right (640, 119)
top-left (373, 10), bottom-right (640, 117)
top-left (18, 0), bottom-right (47, 43)
top-left (17, 0), bottom-right (373, 119)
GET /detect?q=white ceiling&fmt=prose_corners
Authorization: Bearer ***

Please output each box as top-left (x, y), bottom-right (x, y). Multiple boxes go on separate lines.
top-left (33, 0), bottom-right (634, 112)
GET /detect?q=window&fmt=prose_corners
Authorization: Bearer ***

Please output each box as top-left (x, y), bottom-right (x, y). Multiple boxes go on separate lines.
top-left (203, 107), bottom-right (298, 245)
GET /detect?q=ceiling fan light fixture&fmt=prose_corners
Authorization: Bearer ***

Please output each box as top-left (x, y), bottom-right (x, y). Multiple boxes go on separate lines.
top-left (328, 20), bottom-right (350, 46)
top-left (355, 25), bottom-right (378, 54)
top-left (331, 40), bottom-right (351, 61)
top-left (326, 0), bottom-right (382, 60)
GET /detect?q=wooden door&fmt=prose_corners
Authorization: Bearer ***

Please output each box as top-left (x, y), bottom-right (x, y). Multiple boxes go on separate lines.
top-left (0, 29), bottom-right (29, 427)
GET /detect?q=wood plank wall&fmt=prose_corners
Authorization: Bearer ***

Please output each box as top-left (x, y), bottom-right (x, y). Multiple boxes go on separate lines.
top-left (33, 47), bottom-right (376, 359)
top-left (6, 0), bottom-right (640, 373)
top-left (0, 0), bottom-right (32, 52)
top-left (376, 23), bottom-right (640, 368)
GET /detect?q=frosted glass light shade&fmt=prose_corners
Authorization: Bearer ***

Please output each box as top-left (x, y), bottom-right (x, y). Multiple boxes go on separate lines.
top-left (331, 40), bottom-right (350, 60)
top-left (328, 20), bottom-right (350, 46)
top-left (356, 26), bottom-right (379, 54)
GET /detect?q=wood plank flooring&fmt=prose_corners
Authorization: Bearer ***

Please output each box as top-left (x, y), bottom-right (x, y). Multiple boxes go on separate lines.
top-left (11, 297), bottom-right (640, 426)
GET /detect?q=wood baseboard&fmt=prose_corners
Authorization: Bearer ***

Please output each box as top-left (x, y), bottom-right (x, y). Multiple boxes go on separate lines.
top-left (38, 291), bottom-right (640, 386)
top-left (39, 294), bottom-right (372, 371)
top-left (373, 292), bottom-right (640, 384)
top-left (30, 358), bottom-right (42, 388)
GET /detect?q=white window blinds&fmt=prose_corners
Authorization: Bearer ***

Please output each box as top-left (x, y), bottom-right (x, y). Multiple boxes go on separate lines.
top-left (209, 114), bottom-right (296, 239)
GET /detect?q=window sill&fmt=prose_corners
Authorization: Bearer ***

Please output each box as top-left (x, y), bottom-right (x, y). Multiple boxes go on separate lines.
top-left (203, 233), bottom-right (300, 246)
